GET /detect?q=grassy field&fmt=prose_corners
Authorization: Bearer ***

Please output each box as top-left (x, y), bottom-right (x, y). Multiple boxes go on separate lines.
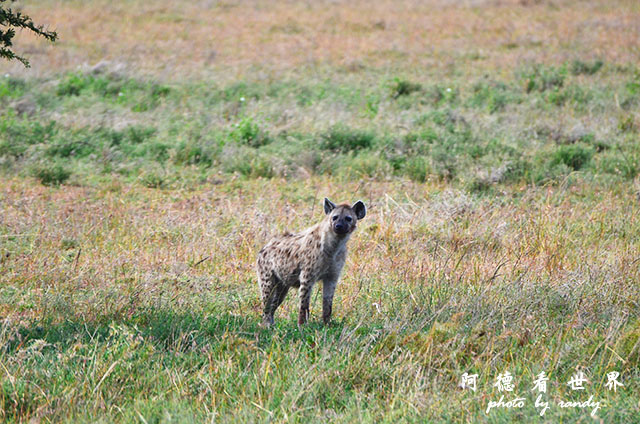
top-left (1, 0), bottom-right (640, 422)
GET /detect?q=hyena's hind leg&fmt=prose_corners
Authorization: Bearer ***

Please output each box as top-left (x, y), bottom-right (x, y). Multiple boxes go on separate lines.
top-left (259, 271), bottom-right (288, 326)
top-left (269, 284), bottom-right (290, 322)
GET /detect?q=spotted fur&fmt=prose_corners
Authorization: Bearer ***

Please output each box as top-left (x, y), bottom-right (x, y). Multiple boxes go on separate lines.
top-left (257, 198), bottom-right (366, 326)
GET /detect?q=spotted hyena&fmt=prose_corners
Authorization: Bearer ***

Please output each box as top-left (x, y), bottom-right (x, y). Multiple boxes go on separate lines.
top-left (256, 198), bottom-right (366, 326)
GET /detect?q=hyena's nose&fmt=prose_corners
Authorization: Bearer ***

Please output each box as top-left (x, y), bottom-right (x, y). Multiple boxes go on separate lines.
top-left (335, 222), bottom-right (348, 233)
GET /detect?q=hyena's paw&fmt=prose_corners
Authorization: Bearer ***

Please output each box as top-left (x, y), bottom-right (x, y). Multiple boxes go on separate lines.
top-left (261, 315), bottom-right (275, 328)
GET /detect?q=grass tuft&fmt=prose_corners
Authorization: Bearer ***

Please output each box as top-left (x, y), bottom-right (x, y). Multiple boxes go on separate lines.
top-left (31, 163), bottom-right (71, 186)
top-left (320, 125), bottom-right (376, 152)
top-left (389, 77), bottom-right (422, 99)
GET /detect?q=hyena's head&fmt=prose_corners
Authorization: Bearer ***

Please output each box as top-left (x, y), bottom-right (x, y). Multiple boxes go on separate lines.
top-left (323, 198), bottom-right (366, 236)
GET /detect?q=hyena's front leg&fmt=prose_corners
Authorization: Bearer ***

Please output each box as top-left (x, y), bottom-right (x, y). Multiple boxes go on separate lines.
top-left (298, 274), bottom-right (314, 325)
top-left (322, 278), bottom-right (338, 325)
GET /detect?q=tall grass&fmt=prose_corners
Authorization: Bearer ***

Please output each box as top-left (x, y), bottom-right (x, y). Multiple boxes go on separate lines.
top-left (1, 175), bottom-right (639, 422)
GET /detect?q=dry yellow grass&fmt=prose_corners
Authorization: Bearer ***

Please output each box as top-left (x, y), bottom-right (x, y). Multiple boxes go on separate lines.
top-left (4, 0), bottom-right (640, 80)
top-left (2, 175), bottom-right (637, 326)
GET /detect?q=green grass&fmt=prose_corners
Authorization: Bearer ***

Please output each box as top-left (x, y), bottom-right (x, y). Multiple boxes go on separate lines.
top-left (55, 72), bottom-right (171, 111)
top-left (1, 63), bottom-right (638, 188)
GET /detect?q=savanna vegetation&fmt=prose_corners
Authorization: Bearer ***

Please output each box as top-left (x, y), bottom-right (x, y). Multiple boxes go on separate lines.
top-left (1, 0), bottom-right (640, 422)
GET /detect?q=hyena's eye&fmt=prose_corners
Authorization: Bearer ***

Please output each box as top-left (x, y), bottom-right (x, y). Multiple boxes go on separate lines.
top-left (332, 215), bottom-right (338, 221)
top-left (345, 216), bottom-right (352, 222)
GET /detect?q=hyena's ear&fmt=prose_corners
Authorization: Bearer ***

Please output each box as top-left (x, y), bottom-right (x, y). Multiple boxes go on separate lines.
top-left (324, 198), bottom-right (336, 215)
top-left (352, 200), bottom-right (366, 220)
